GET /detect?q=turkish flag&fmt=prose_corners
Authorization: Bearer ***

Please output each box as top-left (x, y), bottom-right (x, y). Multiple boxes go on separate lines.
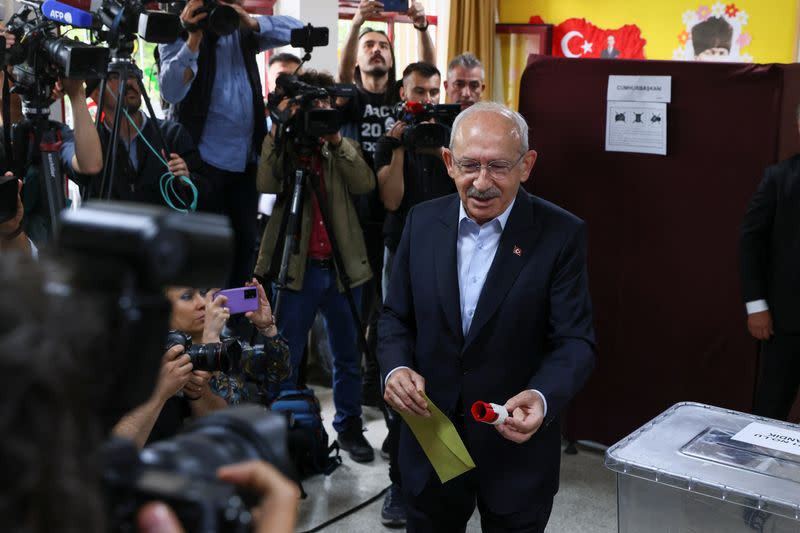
top-left (546, 18), bottom-right (647, 60)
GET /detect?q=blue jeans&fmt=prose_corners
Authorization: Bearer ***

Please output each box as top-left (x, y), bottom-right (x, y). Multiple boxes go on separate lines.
top-left (276, 263), bottom-right (363, 433)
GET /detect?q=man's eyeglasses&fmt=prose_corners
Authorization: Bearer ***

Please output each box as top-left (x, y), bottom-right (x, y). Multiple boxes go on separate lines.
top-left (453, 153), bottom-right (525, 180)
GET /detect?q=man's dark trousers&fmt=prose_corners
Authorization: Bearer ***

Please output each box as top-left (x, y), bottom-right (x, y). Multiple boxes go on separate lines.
top-left (203, 162), bottom-right (259, 287)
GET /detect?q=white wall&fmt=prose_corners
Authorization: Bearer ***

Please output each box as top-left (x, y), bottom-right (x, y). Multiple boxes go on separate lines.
top-left (273, 0), bottom-right (339, 76)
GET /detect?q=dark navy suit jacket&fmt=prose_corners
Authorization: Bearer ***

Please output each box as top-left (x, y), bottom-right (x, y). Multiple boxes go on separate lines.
top-left (378, 189), bottom-right (596, 513)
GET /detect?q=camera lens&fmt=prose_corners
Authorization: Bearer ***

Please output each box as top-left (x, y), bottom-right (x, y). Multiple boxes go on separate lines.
top-left (139, 404), bottom-right (294, 484)
top-left (207, 2), bottom-right (239, 36)
top-left (187, 338), bottom-right (242, 372)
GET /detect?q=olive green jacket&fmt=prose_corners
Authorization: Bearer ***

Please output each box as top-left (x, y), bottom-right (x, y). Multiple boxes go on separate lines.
top-left (254, 135), bottom-right (374, 291)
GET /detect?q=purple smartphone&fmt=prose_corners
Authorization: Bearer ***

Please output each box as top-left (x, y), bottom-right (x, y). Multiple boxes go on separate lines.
top-left (214, 286), bottom-right (259, 315)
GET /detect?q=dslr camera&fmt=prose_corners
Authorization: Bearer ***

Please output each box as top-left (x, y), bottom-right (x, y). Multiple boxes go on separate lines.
top-left (393, 101), bottom-right (461, 150)
top-left (165, 330), bottom-right (243, 373)
top-left (103, 404), bottom-right (294, 533)
top-left (166, 0), bottom-right (239, 36)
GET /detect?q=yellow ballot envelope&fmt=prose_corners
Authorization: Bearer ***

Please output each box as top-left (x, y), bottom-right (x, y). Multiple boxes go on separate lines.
top-left (398, 392), bottom-right (476, 483)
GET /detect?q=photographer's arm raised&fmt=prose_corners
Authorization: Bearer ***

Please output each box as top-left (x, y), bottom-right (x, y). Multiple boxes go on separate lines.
top-left (408, 1), bottom-right (435, 64)
top-left (157, 0), bottom-right (205, 104)
top-left (60, 80), bottom-right (103, 175)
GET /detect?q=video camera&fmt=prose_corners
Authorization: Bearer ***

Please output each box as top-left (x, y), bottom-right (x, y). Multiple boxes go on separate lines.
top-left (268, 73), bottom-right (354, 144)
top-left (94, 0), bottom-right (181, 51)
top-left (393, 101), bottom-right (460, 149)
top-left (56, 202), bottom-right (295, 532)
top-left (2, 3), bottom-right (109, 100)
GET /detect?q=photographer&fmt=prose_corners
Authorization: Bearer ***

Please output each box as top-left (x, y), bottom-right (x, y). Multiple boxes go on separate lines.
top-left (255, 70), bottom-right (377, 463)
top-left (0, 253), bottom-right (299, 533)
top-left (158, 1), bottom-right (302, 287)
top-left (337, 0), bottom-right (436, 414)
top-left (0, 78), bottom-right (103, 244)
top-left (69, 74), bottom-right (209, 209)
top-left (113, 281), bottom-right (289, 447)
top-left (372, 61), bottom-right (456, 527)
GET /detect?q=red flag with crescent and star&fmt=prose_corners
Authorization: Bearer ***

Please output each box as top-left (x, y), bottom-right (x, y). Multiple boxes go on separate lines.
top-left (543, 17), bottom-right (647, 60)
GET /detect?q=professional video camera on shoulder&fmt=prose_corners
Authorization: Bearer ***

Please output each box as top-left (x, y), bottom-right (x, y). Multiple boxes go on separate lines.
top-left (266, 24), bottom-right (355, 147)
top-left (268, 73), bottom-right (354, 145)
top-left (393, 100), bottom-right (460, 150)
top-left (2, 2), bottom-right (109, 99)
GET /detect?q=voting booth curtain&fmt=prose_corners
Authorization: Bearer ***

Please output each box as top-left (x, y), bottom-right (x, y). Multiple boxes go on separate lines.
top-left (518, 55), bottom-right (800, 445)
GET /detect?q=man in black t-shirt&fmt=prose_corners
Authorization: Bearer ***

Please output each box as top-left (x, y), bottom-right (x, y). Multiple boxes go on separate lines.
top-left (337, 2), bottom-right (436, 527)
top-left (372, 61), bottom-right (456, 527)
top-left (376, 62), bottom-right (455, 288)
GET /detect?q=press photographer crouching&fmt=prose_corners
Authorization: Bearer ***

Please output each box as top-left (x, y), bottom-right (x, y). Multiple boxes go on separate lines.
top-left (113, 280), bottom-right (290, 448)
top-left (257, 70), bottom-right (377, 463)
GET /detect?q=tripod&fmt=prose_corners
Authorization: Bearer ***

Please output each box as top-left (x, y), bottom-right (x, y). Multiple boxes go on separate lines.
top-left (92, 42), bottom-right (177, 202)
top-left (6, 87), bottom-right (68, 237)
top-left (271, 143), bottom-right (373, 366)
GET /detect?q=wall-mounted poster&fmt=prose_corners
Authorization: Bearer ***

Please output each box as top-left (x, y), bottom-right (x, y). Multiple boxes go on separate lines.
top-left (673, 3), bottom-right (752, 62)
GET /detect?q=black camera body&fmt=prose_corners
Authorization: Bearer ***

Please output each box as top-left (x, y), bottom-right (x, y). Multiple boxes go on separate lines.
top-left (393, 101), bottom-right (460, 150)
top-left (3, 5), bottom-right (109, 99)
top-left (165, 330), bottom-right (243, 373)
top-left (103, 405), bottom-right (295, 533)
top-left (268, 74), bottom-right (355, 144)
top-left (167, 0), bottom-right (239, 36)
top-left (98, 0), bottom-right (181, 50)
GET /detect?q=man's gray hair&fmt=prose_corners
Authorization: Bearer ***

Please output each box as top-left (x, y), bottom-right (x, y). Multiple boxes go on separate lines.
top-left (449, 101), bottom-right (530, 153)
top-left (447, 52), bottom-right (484, 78)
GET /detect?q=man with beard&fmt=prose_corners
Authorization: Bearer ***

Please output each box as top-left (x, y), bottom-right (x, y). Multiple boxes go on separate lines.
top-left (337, 0), bottom-right (435, 451)
top-left (444, 52), bottom-right (486, 113)
top-left (71, 74), bottom-right (208, 208)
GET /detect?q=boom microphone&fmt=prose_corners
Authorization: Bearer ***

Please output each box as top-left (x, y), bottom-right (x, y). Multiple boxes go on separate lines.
top-left (42, 0), bottom-right (96, 28)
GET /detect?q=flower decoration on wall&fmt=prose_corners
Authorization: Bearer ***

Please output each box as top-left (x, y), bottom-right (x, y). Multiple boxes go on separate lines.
top-left (673, 3), bottom-right (753, 63)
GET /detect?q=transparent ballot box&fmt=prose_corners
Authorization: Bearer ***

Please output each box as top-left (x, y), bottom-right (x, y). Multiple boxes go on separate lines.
top-left (605, 402), bottom-right (800, 532)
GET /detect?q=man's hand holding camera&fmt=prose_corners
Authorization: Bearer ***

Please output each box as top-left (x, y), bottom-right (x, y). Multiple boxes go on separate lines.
top-left (137, 460), bottom-right (300, 533)
top-left (180, 0), bottom-right (207, 51)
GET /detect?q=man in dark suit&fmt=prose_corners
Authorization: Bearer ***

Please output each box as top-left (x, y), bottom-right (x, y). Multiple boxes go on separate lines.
top-left (739, 122), bottom-right (800, 420)
top-left (378, 101), bottom-right (596, 532)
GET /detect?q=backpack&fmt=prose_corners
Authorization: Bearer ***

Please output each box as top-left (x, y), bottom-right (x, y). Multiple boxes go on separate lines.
top-left (270, 389), bottom-right (342, 480)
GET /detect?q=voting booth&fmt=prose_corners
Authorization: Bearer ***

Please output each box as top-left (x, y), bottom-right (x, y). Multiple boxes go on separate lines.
top-left (518, 55), bottom-right (800, 445)
top-left (606, 403), bottom-right (800, 532)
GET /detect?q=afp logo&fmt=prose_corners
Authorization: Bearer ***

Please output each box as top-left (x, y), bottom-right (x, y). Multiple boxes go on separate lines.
top-left (48, 8), bottom-right (73, 23)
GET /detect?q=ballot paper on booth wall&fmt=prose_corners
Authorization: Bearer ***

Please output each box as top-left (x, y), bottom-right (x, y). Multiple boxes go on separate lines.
top-left (605, 75), bottom-right (671, 156)
top-left (399, 391), bottom-right (476, 483)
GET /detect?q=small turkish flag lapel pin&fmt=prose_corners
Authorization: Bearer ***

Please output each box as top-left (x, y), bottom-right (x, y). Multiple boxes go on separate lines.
top-left (513, 245), bottom-right (522, 257)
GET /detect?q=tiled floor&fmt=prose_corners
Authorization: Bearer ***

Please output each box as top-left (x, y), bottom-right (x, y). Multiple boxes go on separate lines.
top-left (296, 387), bottom-right (617, 532)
